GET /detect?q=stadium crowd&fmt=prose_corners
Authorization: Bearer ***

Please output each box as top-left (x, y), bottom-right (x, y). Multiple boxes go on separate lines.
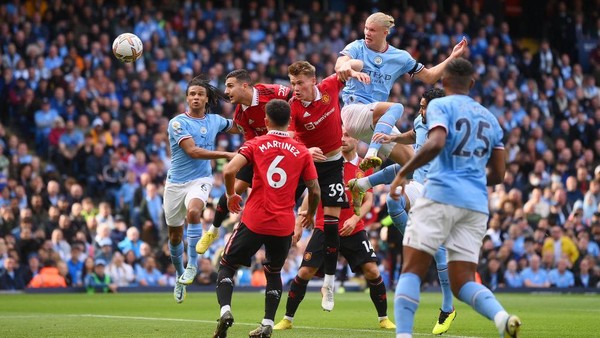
top-left (1, 0), bottom-right (600, 292)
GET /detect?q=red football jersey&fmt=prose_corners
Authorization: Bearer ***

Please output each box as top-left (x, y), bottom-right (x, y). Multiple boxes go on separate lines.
top-left (315, 156), bottom-right (373, 236)
top-left (234, 84), bottom-right (291, 141)
top-left (239, 131), bottom-right (318, 236)
top-left (289, 74), bottom-right (344, 154)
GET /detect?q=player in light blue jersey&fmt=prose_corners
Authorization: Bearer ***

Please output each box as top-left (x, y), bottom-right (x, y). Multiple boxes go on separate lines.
top-left (347, 88), bottom-right (456, 334)
top-left (165, 76), bottom-right (238, 304)
top-left (335, 12), bottom-right (467, 171)
top-left (389, 58), bottom-right (521, 338)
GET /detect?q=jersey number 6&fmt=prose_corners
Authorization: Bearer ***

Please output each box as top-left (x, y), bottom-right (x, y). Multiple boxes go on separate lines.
top-left (267, 155), bottom-right (288, 188)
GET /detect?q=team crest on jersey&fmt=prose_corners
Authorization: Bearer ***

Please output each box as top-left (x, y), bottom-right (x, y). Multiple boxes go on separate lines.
top-left (200, 127), bottom-right (207, 134)
top-left (303, 252), bottom-right (312, 261)
top-left (321, 93), bottom-right (330, 104)
top-left (374, 56), bottom-right (383, 65)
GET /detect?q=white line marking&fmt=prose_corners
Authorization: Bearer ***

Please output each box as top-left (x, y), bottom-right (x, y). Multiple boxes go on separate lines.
top-left (0, 313), bottom-right (482, 337)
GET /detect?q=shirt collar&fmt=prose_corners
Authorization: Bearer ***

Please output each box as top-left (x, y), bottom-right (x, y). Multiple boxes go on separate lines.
top-left (242, 87), bottom-right (259, 111)
top-left (267, 130), bottom-right (290, 137)
top-left (346, 153), bottom-right (359, 165)
top-left (301, 86), bottom-right (321, 107)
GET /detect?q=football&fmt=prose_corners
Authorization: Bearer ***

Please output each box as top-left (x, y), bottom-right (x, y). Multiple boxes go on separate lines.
top-left (112, 33), bottom-right (143, 63)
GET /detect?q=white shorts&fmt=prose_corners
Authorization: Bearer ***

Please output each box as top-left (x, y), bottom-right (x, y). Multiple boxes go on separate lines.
top-left (402, 180), bottom-right (424, 208)
top-left (163, 177), bottom-right (214, 226)
top-left (403, 197), bottom-right (488, 263)
top-left (341, 103), bottom-right (401, 157)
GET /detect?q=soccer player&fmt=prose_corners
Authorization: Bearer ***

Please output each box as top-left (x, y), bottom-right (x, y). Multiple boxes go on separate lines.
top-left (213, 99), bottom-right (320, 338)
top-left (287, 60), bottom-right (369, 311)
top-left (348, 88), bottom-right (457, 334)
top-left (389, 58), bottom-right (521, 338)
top-left (274, 129), bottom-right (396, 331)
top-left (196, 69), bottom-right (291, 254)
top-left (335, 12), bottom-right (467, 170)
top-left (164, 76), bottom-right (237, 304)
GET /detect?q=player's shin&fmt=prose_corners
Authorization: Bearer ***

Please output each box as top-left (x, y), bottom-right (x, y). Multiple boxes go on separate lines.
top-left (367, 275), bottom-right (388, 317)
top-left (213, 194), bottom-right (229, 229)
top-left (368, 164), bottom-right (400, 187)
top-left (394, 272), bottom-right (421, 334)
top-left (386, 194), bottom-right (408, 233)
top-left (285, 276), bottom-right (309, 318)
top-left (457, 281), bottom-right (507, 333)
top-left (186, 223), bottom-right (202, 267)
top-left (263, 266), bottom-right (283, 324)
top-left (216, 262), bottom-right (237, 308)
top-left (434, 246), bottom-right (453, 313)
top-left (168, 241), bottom-right (185, 277)
top-left (323, 216), bottom-right (340, 276)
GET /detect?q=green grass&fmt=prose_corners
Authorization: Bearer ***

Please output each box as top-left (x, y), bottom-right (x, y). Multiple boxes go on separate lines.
top-left (0, 291), bottom-right (597, 337)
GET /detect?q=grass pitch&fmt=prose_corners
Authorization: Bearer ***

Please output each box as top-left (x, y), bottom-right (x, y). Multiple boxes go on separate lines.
top-left (0, 291), bottom-right (597, 337)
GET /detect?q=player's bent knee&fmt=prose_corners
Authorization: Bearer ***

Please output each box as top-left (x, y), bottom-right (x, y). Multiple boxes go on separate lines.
top-left (361, 262), bottom-right (380, 280)
top-left (297, 267), bottom-right (317, 280)
top-left (186, 207), bottom-right (203, 223)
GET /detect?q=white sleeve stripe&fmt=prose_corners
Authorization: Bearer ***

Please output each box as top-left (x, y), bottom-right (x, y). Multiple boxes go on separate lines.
top-left (177, 136), bottom-right (192, 145)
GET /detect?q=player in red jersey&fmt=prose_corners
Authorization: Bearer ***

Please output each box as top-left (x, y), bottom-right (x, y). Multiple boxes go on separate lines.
top-left (288, 60), bottom-right (369, 311)
top-left (197, 69), bottom-right (291, 254)
top-left (213, 99), bottom-right (320, 338)
top-left (273, 129), bottom-right (396, 330)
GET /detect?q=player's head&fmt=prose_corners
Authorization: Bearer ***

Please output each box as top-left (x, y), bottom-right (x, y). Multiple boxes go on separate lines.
top-left (341, 127), bottom-right (358, 154)
top-left (265, 99), bottom-right (290, 130)
top-left (186, 76), bottom-right (227, 112)
top-left (364, 12), bottom-right (394, 48)
top-left (224, 69), bottom-right (253, 105)
top-left (420, 88), bottom-right (446, 123)
top-left (288, 61), bottom-right (316, 101)
top-left (441, 57), bottom-right (475, 94)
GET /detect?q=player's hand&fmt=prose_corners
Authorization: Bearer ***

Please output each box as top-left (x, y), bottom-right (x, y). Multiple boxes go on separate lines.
top-left (371, 132), bottom-right (395, 144)
top-left (340, 217), bottom-right (358, 237)
top-left (336, 63), bottom-right (353, 82)
top-left (308, 147), bottom-right (327, 162)
top-left (292, 221), bottom-right (303, 245)
top-left (225, 152), bottom-right (237, 160)
top-left (227, 194), bottom-right (243, 213)
top-left (389, 174), bottom-right (408, 201)
top-left (451, 37), bottom-right (468, 58)
top-left (350, 70), bottom-right (371, 84)
top-left (300, 211), bottom-right (315, 228)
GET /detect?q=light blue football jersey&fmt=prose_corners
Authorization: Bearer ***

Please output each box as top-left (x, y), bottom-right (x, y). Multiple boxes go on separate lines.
top-left (340, 39), bottom-right (423, 105)
top-left (167, 113), bottom-right (232, 183)
top-left (411, 114), bottom-right (429, 184)
top-left (423, 95), bottom-right (504, 214)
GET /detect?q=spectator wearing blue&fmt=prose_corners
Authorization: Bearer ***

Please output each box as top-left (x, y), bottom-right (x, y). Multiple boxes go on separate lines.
top-left (548, 258), bottom-right (575, 288)
top-left (34, 98), bottom-right (59, 156)
top-left (503, 259), bottom-right (523, 288)
top-left (136, 257), bottom-right (165, 287)
top-left (118, 227), bottom-right (145, 259)
top-left (520, 254), bottom-right (550, 288)
top-left (67, 245), bottom-right (84, 287)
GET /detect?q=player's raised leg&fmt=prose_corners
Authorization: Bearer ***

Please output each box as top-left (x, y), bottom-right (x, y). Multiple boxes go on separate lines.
top-left (163, 184), bottom-right (188, 303)
top-left (179, 197), bottom-right (204, 285)
top-left (362, 102), bottom-right (405, 170)
top-left (348, 164), bottom-right (399, 216)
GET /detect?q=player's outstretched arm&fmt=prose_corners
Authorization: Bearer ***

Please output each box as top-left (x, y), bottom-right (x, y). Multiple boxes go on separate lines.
top-left (413, 38), bottom-right (468, 84)
top-left (179, 138), bottom-right (236, 160)
top-left (301, 178), bottom-right (320, 228)
top-left (372, 129), bottom-right (416, 145)
top-left (335, 55), bottom-right (365, 82)
top-left (486, 148), bottom-right (506, 186)
top-left (223, 154), bottom-right (249, 213)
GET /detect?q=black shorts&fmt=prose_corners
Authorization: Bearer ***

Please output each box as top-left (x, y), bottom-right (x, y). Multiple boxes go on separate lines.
top-left (221, 223), bottom-right (292, 268)
top-left (295, 157), bottom-right (348, 208)
top-left (235, 164), bottom-right (253, 187)
top-left (301, 228), bottom-right (378, 273)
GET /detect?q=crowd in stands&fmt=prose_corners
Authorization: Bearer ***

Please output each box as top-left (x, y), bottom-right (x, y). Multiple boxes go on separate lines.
top-left (1, 0), bottom-right (600, 292)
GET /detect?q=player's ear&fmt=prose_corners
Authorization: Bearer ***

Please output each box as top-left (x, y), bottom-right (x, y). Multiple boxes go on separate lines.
top-left (264, 117), bottom-right (270, 128)
top-left (469, 79), bottom-right (475, 89)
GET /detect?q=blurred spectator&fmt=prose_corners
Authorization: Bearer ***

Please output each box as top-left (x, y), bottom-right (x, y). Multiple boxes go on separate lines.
top-left (136, 257), bottom-right (165, 287)
top-left (548, 257), bottom-right (575, 288)
top-left (0, 257), bottom-right (25, 290)
top-left (85, 258), bottom-right (117, 293)
top-left (118, 227), bottom-right (144, 258)
top-left (520, 255), bottom-right (550, 288)
top-left (503, 259), bottom-right (523, 288)
top-left (106, 251), bottom-right (135, 287)
top-left (195, 257), bottom-right (218, 286)
top-left (28, 259), bottom-right (67, 288)
top-left (542, 225), bottom-right (580, 266)
top-left (575, 257), bottom-right (599, 288)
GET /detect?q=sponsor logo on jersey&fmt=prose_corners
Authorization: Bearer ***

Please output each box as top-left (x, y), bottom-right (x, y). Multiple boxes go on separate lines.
top-left (304, 122), bottom-right (315, 130)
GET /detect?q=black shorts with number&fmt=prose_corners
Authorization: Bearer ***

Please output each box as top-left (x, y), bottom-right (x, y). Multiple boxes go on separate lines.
top-left (295, 157), bottom-right (348, 207)
top-left (235, 164), bottom-right (254, 187)
top-left (301, 228), bottom-right (378, 273)
top-left (220, 223), bottom-right (292, 268)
